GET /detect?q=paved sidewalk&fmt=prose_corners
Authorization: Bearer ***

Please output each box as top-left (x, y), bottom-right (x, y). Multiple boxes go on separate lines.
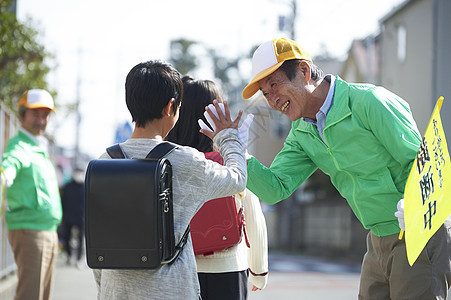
top-left (50, 252), bottom-right (362, 300)
top-left (52, 254), bottom-right (97, 300)
top-left (248, 253), bottom-right (361, 299)
top-left (0, 251), bottom-right (97, 300)
top-left (248, 271), bottom-right (360, 300)
top-left (25, 251), bottom-right (451, 299)
top-left (3, 251), bottom-right (450, 299)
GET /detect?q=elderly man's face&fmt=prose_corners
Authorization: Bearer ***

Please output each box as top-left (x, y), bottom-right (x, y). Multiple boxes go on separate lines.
top-left (20, 107), bottom-right (51, 136)
top-left (258, 68), bottom-right (309, 122)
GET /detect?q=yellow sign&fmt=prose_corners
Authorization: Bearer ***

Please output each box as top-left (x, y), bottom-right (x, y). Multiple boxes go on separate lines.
top-left (404, 96), bottom-right (451, 266)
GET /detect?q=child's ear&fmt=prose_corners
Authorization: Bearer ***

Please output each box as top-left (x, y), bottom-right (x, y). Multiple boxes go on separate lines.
top-left (163, 98), bottom-right (175, 116)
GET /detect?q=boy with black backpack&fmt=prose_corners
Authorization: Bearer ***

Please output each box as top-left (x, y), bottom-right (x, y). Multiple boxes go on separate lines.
top-left (92, 60), bottom-right (248, 300)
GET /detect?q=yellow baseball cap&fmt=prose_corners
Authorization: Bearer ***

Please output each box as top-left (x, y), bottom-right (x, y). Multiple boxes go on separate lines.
top-left (18, 89), bottom-right (55, 111)
top-left (242, 38), bottom-right (312, 99)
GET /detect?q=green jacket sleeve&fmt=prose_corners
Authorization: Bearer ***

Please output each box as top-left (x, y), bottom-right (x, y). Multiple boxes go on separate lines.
top-left (247, 129), bottom-right (317, 204)
top-left (1, 138), bottom-right (27, 177)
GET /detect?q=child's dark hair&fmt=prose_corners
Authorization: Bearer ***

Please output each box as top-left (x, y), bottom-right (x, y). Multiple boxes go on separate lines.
top-left (125, 60), bottom-right (183, 127)
top-left (166, 76), bottom-right (223, 153)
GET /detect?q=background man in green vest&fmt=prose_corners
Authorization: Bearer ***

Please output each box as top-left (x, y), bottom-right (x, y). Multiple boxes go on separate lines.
top-left (1, 89), bottom-right (62, 300)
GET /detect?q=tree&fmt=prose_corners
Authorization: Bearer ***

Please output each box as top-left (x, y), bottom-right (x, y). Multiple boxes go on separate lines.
top-left (0, 0), bottom-right (55, 111)
top-left (168, 38), bottom-right (258, 103)
top-left (207, 48), bottom-right (240, 97)
top-left (168, 38), bottom-right (198, 76)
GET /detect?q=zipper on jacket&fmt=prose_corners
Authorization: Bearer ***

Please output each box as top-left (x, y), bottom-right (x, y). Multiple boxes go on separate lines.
top-left (299, 123), bottom-right (365, 224)
top-left (326, 147), bottom-right (364, 225)
top-left (321, 111), bottom-right (364, 220)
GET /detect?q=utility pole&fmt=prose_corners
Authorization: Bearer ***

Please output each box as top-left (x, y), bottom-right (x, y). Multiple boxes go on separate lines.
top-left (73, 45), bottom-right (82, 169)
top-left (277, 0), bottom-right (298, 249)
top-left (278, 0), bottom-right (297, 40)
top-left (290, 0), bottom-right (297, 40)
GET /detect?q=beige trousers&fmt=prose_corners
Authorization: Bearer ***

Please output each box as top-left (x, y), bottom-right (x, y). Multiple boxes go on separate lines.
top-left (8, 229), bottom-right (59, 300)
top-left (359, 217), bottom-right (451, 300)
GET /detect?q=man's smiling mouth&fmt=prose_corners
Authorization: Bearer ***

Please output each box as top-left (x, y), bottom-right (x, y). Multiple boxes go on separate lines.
top-left (281, 100), bottom-right (290, 112)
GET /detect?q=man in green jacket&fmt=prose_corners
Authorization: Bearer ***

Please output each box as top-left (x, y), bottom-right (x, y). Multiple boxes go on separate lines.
top-left (1, 89), bottom-right (62, 300)
top-left (240, 38), bottom-right (450, 299)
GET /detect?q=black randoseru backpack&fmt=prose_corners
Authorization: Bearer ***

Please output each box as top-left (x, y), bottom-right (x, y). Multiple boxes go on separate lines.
top-left (84, 142), bottom-right (189, 269)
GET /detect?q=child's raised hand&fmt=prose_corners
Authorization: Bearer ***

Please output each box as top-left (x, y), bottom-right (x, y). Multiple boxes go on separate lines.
top-left (198, 100), bottom-right (242, 140)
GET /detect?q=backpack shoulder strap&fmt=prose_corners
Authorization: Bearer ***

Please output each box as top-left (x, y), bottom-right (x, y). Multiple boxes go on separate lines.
top-left (164, 225), bottom-right (191, 265)
top-left (147, 141), bottom-right (186, 264)
top-left (146, 142), bottom-right (178, 160)
top-left (106, 142), bottom-right (178, 160)
top-left (106, 144), bottom-right (125, 159)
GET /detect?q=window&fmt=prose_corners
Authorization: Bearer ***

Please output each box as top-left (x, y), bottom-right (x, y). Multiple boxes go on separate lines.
top-left (397, 25), bottom-right (407, 62)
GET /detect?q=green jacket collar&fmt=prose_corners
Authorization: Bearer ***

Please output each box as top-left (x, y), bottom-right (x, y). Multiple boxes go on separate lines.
top-left (293, 76), bottom-right (352, 134)
top-left (18, 128), bottom-right (39, 146)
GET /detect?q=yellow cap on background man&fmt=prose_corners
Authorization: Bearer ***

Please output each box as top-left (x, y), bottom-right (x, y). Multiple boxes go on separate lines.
top-left (242, 38), bottom-right (312, 99)
top-left (18, 89), bottom-right (55, 111)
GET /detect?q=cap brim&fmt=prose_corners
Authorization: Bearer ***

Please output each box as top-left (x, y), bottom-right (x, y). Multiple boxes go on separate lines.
top-left (242, 61), bottom-right (284, 99)
top-left (24, 103), bottom-right (55, 111)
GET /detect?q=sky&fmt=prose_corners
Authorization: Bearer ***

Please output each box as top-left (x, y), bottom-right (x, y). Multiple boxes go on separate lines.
top-left (17, 0), bottom-right (406, 161)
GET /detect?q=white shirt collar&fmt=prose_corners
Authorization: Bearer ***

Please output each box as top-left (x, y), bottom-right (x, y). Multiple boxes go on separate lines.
top-left (303, 74), bottom-right (336, 124)
top-left (19, 127), bottom-right (49, 151)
